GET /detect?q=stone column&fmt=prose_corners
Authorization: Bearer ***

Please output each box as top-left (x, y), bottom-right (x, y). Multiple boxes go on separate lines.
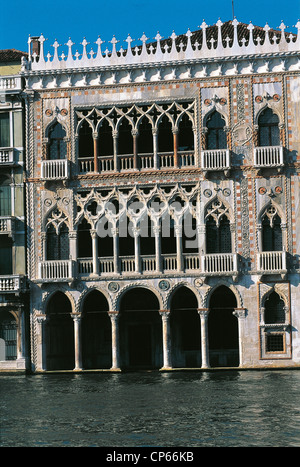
top-left (233, 308), bottom-right (247, 367)
top-left (113, 130), bottom-right (118, 171)
top-left (133, 227), bottom-right (141, 273)
top-left (112, 227), bottom-right (119, 274)
top-left (153, 225), bottom-right (162, 272)
top-left (36, 314), bottom-right (48, 371)
top-left (198, 308), bottom-right (210, 369)
top-left (173, 130), bottom-right (179, 167)
top-left (72, 312), bottom-right (83, 371)
top-left (41, 232), bottom-right (46, 260)
top-left (109, 311), bottom-right (121, 370)
top-left (132, 130), bottom-right (138, 170)
top-left (69, 230), bottom-right (77, 261)
top-left (93, 132), bottom-right (99, 173)
top-left (152, 129), bottom-right (158, 169)
top-left (91, 229), bottom-right (99, 275)
top-left (160, 310), bottom-right (172, 369)
top-left (175, 224), bottom-right (183, 272)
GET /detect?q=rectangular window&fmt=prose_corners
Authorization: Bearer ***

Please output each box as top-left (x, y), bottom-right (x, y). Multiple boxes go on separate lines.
top-left (0, 113), bottom-right (10, 148)
top-left (0, 236), bottom-right (12, 274)
top-left (266, 333), bottom-right (284, 352)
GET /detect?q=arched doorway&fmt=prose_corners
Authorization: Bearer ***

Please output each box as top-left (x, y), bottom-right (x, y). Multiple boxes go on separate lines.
top-left (0, 310), bottom-right (17, 361)
top-left (170, 287), bottom-right (200, 368)
top-left (208, 285), bottom-right (238, 367)
top-left (81, 290), bottom-right (111, 369)
top-left (46, 292), bottom-right (74, 371)
top-left (119, 288), bottom-right (162, 369)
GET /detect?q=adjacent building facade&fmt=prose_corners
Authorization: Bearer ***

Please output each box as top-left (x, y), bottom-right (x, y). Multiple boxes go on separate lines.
top-left (21, 19), bottom-right (300, 372)
top-left (0, 50), bottom-right (28, 370)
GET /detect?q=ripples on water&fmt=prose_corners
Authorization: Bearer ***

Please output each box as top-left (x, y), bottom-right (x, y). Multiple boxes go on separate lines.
top-left (1, 370), bottom-right (300, 447)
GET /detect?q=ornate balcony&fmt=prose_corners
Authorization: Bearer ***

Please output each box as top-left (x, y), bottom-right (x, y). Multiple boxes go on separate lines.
top-left (257, 251), bottom-right (287, 276)
top-left (0, 216), bottom-right (15, 237)
top-left (201, 149), bottom-right (230, 175)
top-left (254, 146), bottom-right (284, 168)
top-left (38, 260), bottom-right (75, 282)
top-left (0, 275), bottom-right (26, 293)
top-left (201, 253), bottom-right (238, 276)
top-left (0, 76), bottom-right (22, 93)
top-left (0, 148), bottom-right (15, 166)
top-left (41, 159), bottom-right (70, 180)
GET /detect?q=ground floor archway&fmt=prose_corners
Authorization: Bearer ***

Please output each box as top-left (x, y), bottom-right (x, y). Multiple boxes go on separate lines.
top-left (170, 286), bottom-right (201, 368)
top-left (208, 285), bottom-right (239, 367)
top-left (81, 290), bottom-right (112, 369)
top-left (0, 310), bottom-right (17, 361)
top-left (119, 288), bottom-right (162, 369)
top-left (45, 292), bottom-right (74, 371)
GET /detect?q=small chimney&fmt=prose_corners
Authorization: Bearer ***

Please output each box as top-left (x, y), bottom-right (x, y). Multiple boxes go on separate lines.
top-left (30, 37), bottom-right (40, 60)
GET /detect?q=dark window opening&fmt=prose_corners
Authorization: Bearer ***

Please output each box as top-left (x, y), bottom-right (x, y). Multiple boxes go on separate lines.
top-left (264, 292), bottom-right (285, 324)
top-left (118, 118), bottom-right (133, 155)
top-left (99, 120), bottom-right (113, 156)
top-left (119, 216), bottom-right (134, 256)
top-left (178, 114), bottom-right (194, 151)
top-left (138, 117), bottom-right (153, 154)
top-left (0, 112), bottom-right (10, 147)
top-left (98, 217), bottom-right (113, 257)
top-left (262, 212), bottom-right (282, 251)
top-left (140, 216), bottom-right (155, 255)
top-left (48, 122), bottom-right (67, 160)
top-left (206, 215), bottom-right (231, 253)
top-left (0, 236), bottom-right (12, 275)
top-left (46, 223), bottom-right (70, 260)
top-left (78, 120), bottom-right (93, 158)
top-left (0, 310), bottom-right (17, 361)
top-left (258, 108), bottom-right (280, 147)
top-left (0, 174), bottom-right (11, 216)
top-left (77, 219), bottom-right (92, 258)
top-left (161, 217), bottom-right (176, 254)
top-left (206, 111), bottom-right (227, 150)
top-left (183, 215), bottom-right (198, 253)
top-left (266, 334), bottom-right (284, 352)
top-left (158, 116), bottom-right (173, 153)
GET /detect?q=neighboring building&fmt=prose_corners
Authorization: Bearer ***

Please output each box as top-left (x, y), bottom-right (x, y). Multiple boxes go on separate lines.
top-left (0, 49), bottom-right (28, 370)
top-left (21, 19), bottom-right (300, 372)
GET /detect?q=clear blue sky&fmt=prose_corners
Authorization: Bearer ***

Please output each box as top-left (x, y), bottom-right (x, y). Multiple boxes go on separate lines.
top-left (1, 0), bottom-right (300, 53)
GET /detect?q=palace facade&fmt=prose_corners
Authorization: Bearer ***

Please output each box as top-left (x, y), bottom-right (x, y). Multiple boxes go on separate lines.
top-left (19, 19), bottom-right (300, 372)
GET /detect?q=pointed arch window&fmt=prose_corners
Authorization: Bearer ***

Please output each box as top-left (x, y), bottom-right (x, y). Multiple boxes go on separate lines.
top-left (258, 108), bottom-right (280, 147)
top-left (261, 206), bottom-right (282, 251)
top-left (98, 119), bottom-right (113, 156)
top-left (48, 122), bottom-right (67, 160)
top-left (46, 223), bottom-right (70, 260)
top-left (264, 292), bottom-right (285, 324)
top-left (118, 118), bottom-right (133, 155)
top-left (78, 120), bottom-right (93, 158)
top-left (206, 111), bottom-right (227, 150)
top-left (205, 199), bottom-right (231, 253)
top-left (178, 114), bottom-right (194, 151)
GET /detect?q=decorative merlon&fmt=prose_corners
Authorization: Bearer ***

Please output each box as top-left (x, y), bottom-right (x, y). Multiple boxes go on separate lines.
top-left (23, 19), bottom-right (300, 74)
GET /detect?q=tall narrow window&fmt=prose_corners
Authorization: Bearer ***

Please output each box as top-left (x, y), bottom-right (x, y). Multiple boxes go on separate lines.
top-left (261, 206), bottom-right (282, 251)
top-left (48, 122), bottom-right (67, 159)
top-left (99, 120), bottom-right (113, 156)
top-left (0, 174), bottom-right (11, 216)
top-left (138, 117), bottom-right (153, 154)
top-left (158, 116), bottom-right (173, 153)
top-left (258, 108), bottom-right (280, 147)
top-left (264, 292), bottom-right (285, 324)
top-left (77, 219), bottom-right (92, 258)
top-left (118, 118), bottom-right (133, 155)
top-left (206, 111), bottom-right (227, 150)
top-left (0, 112), bottom-right (10, 147)
top-left (46, 223), bottom-right (69, 260)
top-left (0, 236), bottom-right (12, 274)
top-left (78, 120), bottom-right (93, 158)
top-left (205, 199), bottom-right (231, 254)
top-left (178, 114), bottom-right (194, 151)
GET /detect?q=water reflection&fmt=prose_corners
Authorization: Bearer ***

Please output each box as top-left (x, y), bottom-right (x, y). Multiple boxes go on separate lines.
top-left (1, 370), bottom-right (300, 447)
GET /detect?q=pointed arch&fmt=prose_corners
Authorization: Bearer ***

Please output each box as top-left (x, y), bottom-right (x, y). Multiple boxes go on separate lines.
top-left (204, 110), bottom-right (227, 150)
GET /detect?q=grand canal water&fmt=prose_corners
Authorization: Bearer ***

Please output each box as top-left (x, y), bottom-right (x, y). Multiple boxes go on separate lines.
top-left (1, 370), bottom-right (300, 447)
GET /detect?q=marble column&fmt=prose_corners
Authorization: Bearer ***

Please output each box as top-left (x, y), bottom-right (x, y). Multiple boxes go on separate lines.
top-left (173, 130), bottom-right (178, 167)
top-left (132, 130), bottom-right (138, 170)
top-left (112, 228), bottom-right (119, 274)
top-left (153, 225), bottom-right (162, 273)
top-left (175, 224), bottom-right (183, 272)
top-left (233, 308), bottom-right (247, 367)
top-left (93, 132), bottom-right (99, 172)
top-left (109, 311), bottom-right (121, 370)
top-left (113, 130), bottom-right (118, 171)
top-left (91, 229), bottom-right (99, 275)
top-left (160, 310), bottom-right (172, 369)
top-left (36, 314), bottom-right (48, 371)
top-left (152, 129), bottom-right (158, 169)
top-left (198, 308), bottom-right (210, 369)
top-left (133, 228), bottom-right (141, 273)
top-left (72, 312), bottom-right (83, 370)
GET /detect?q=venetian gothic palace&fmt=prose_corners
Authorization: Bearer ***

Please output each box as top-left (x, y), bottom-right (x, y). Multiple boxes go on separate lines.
top-left (0, 18), bottom-right (300, 373)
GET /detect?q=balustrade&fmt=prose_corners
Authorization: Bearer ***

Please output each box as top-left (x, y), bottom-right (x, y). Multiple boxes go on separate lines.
top-left (0, 275), bottom-right (24, 293)
top-left (257, 251), bottom-right (286, 272)
top-left (201, 253), bottom-right (237, 274)
top-left (201, 149), bottom-right (230, 171)
top-left (0, 216), bottom-right (14, 235)
top-left (141, 255), bottom-right (156, 273)
top-left (38, 260), bottom-right (74, 281)
top-left (183, 254), bottom-right (200, 270)
top-left (0, 148), bottom-right (14, 165)
top-left (254, 146), bottom-right (284, 168)
top-left (41, 159), bottom-right (69, 180)
top-left (162, 254), bottom-right (177, 271)
top-left (0, 76), bottom-right (22, 91)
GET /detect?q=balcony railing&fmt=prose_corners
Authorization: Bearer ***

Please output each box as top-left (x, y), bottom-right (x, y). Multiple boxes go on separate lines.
top-left (0, 275), bottom-right (25, 293)
top-left (0, 76), bottom-right (22, 92)
top-left (201, 149), bottom-right (230, 172)
top-left (257, 251), bottom-right (286, 273)
top-left (0, 216), bottom-right (14, 236)
top-left (41, 159), bottom-right (70, 180)
top-left (38, 260), bottom-right (74, 281)
top-left (0, 148), bottom-right (14, 165)
top-left (254, 146), bottom-right (284, 168)
top-left (201, 253), bottom-right (238, 275)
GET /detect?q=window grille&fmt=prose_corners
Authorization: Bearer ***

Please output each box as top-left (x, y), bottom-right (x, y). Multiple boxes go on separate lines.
top-left (48, 122), bottom-right (67, 160)
top-left (206, 111), bottom-right (227, 150)
top-left (46, 223), bottom-right (69, 260)
top-left (0, 112), bottom-right (10, 148)
top-left (264, 292), bottom-right (285, 324)
top-left (258, 108), bottom-right (280, 147)
top-left (266, 333), bottom-right (284, 352)
top-left (205, 199), bottom-right (231, 254)
top-left (0, 319), bottom-right (17, 360)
